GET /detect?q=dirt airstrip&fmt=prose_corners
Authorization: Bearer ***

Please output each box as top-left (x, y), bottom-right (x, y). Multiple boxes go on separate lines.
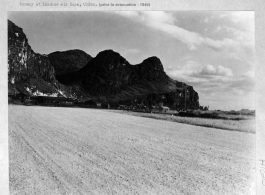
top-left (9, 105), bottom-right (255, 195)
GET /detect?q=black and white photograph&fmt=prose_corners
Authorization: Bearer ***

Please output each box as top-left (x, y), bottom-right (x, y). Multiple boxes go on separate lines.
top-left (6, 10), bottom-right (257, 194)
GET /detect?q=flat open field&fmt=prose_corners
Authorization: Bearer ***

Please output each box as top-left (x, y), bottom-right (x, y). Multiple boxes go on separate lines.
top-left (107, 110), bottom-right (255, 133)
top-left (9, 105), bottom-right (255, 195)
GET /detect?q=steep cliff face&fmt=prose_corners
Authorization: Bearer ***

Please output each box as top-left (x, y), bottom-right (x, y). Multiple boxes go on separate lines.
top-left (8, 20), bottom-right (56, 84)
top-left (8, 20), bottom-right (89, 98)
top-left (8, 20), bottom-right (199, 110)
top-left (48, 50), bottom-right (92, 75)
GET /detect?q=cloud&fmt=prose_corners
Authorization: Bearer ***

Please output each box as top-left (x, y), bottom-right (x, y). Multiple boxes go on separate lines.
top-left (113, 11), bottom-right (253, 53)
top-left (223, 26), bottom-right (254, 47)
top-left (220, 11), bottom-right (254, 24)
top-left (115, 11), bottom-right (176, 25)
top-left (220, 11), bottom-right (254, 34)
top-left (123, 48), bottom-right (140, 55)
top-left (114, 11), bottom-right (139, 18)
top-left (188, 44), bottom-right (197, 51)
top-left (241, 71), bottom-right (255, 78)
top-left (167, 61), bottom-right (200, 74)
top-left (197, 65), bottom-right (233, 77)
top-left (211, 25), bottom-right (254, 60)
top-left (167, 62), bottom-right (233, 82)
top-left (215, 26), bottom-right (222, 32)
top-left (141, 11), bottom-right (176, 25)
top-left (166, 61), bottom-right (254, 110)
top-left (200, 65), bottom-right (216, 75)
top-left (114, 11), bottom-right (202, 51)
top-left (167, 61), bottom-right (205, 83)
top-left (203, 17), bottom-right (209, 23)
top-left (228, 76), bottom-right (255, 93)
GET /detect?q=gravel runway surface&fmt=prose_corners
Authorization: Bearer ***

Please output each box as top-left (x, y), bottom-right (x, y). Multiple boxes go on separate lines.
top-left (9, 105), bottom-right (255, 195)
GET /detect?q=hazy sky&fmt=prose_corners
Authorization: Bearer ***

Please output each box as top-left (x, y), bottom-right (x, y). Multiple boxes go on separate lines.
top-left (8, 11), bottom-right (255, 111)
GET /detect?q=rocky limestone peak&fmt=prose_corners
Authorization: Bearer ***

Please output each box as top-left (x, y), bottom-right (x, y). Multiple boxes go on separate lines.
top-left (141, 56), bottom-right (164, 72)
top-left (48, 49), bottom-right (92, 75)
top-left (94, 49), bottom-right (130, 66)
top-left (133, 56), bottom-right (168, 82)
top-left (8, 20), bottom-right (56, 84)
top-left (81, 50), bottom-right (132, 73)
top-left (97, 49), bottom-right (116, 55)
top-left (95, 49), bottom-right (121, 60)
top-left (8, 20), bottom-right (28, 45)
top-left (49, 49), bottom-right (91, 57)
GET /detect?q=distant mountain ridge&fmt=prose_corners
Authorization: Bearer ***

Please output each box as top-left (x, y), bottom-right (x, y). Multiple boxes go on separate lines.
top-left (8, 20), bottom-right (200, 110)
top-left (56, 50), bottom-right (176, 95)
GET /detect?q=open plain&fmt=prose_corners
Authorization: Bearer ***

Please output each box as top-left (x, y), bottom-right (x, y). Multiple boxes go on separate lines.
top-left (9, 105), bottom-right (255, 195)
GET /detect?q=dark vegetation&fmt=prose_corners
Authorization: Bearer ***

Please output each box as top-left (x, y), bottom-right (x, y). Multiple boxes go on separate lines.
top-left (177, 110), bottom-right (255, 120)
